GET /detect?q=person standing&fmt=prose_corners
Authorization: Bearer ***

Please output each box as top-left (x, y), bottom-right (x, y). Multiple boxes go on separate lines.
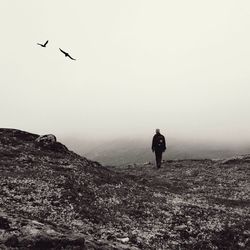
top-left (151, 129), bottom-right (166, 168)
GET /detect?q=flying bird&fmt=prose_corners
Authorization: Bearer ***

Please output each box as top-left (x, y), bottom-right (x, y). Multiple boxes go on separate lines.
top-left (37, 40), bottom-right (49, 47)
top-left (59, 48), bottom-right (76, 60)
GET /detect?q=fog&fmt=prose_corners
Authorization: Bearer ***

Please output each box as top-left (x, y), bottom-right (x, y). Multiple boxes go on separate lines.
top-left (1, 1), bottom-right (250, 147)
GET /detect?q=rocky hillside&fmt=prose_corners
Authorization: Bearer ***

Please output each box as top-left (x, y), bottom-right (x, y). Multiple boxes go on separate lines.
top-left (0, 129), bottom-right (249, 249)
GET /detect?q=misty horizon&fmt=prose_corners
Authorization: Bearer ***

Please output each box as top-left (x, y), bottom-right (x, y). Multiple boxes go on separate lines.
top-left (59, 134), bottom-right (250, 166)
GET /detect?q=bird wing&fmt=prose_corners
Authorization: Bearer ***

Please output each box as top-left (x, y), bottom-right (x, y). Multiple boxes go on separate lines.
top-left (59, 48), bottom-right (67, 55)
top-left (44, 40), bottom-right (49, 46)
top-left (68, 54), bottom-right (76, 60)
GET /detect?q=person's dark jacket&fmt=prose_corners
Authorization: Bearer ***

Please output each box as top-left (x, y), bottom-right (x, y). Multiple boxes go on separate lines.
top-left (152, 133), bottom-right (166, 152)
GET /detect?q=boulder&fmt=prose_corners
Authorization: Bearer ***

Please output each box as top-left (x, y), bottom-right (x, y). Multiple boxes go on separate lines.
top-left (35, 134), bottom-right (68, 153)
top-left (35, 134), bottom-right (57, 145)
top-left (0, 214), bottom-right (86, 249)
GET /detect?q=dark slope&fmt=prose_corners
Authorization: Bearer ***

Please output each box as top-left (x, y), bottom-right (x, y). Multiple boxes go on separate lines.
top-left (0, 129), bottom-right (249, 249)
top-left (0, 129), bottom-right (128, 249)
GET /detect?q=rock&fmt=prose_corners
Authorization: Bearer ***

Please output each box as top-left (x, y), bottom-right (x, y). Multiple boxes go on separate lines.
top-left (0, 213), bottom-right (87, 250)
top-left (35, 134), bottom-right (57, 144)
top-left (35, 134), bottom-right (68, 153)
top-left (117, 237), bottom-right (129, 243)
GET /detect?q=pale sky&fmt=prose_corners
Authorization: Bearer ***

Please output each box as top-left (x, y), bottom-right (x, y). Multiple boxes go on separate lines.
top-left (1, 1), bottom-right (250, 144)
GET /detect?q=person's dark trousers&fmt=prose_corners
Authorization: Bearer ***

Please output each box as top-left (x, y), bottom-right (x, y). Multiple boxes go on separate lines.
top-left (155, 150), bottom-right (163, 168)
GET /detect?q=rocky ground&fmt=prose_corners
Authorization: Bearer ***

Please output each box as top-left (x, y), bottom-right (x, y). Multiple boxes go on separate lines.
top-left (0, 129), bottom-right (249, 249)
